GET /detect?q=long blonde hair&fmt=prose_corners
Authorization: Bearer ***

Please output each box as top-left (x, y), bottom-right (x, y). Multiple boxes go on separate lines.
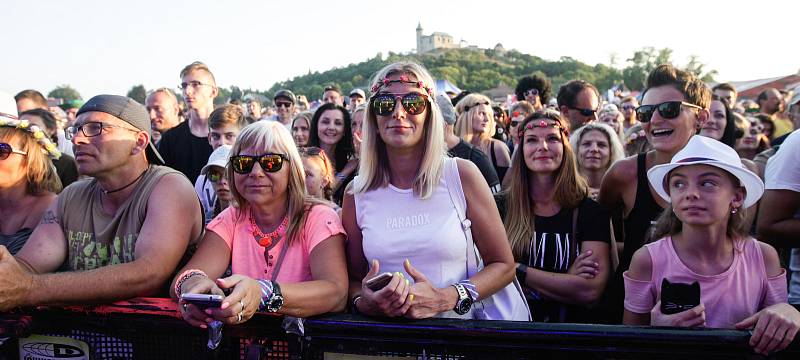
top-left (352, 61), bottom-right (446, 199)
top-left (0, 127), bottom-right (62, 194)
top-left (454, 93), bottom-right (496, 141)
top-left (227, 121), bottom-right (326, 245)
top-left (502, 110), bottom-right (588, 262)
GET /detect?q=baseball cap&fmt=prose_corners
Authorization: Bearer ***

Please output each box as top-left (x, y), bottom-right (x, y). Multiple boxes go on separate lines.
top-left (647, 135), bottom-right (764, 208)
top-left (323, 85), bottom-right (341, 94)
top-left (200, 144), bottom-right (232, 175)
top-left (76, 94), bottom-right (165, 165)
top-left (349, 89), bottom-right (365, 99)
top-left (273, 89), bottom-right (296, 104)
top-left (59, 99), bottom-right (84, 111)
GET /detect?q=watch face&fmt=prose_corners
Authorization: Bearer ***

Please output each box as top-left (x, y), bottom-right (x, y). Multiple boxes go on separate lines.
top-left (456, 299), bottom-right (473, 315)
top-left (268, 296), bottom-right (284, 312)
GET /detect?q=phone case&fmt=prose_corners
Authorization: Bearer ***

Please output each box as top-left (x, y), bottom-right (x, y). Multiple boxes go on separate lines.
top-left (660, 278), bottom-right (700, 315)
top-left (182, 294), bottom-right (223, 308)
top-left (366, 272), bottom-right (394, 291)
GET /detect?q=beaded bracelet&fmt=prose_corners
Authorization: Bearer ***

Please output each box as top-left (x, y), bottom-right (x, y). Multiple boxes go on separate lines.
top-left (257, 279), bottom-right (274, 311)
top-left (174, 269), bottom-right (207, 296)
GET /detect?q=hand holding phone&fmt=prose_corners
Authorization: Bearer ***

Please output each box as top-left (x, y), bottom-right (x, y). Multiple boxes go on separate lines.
top-left (181, 293), bottom-right (224, 308)
top-left (365, 272), bottom-right (394, 291)
top-left (660, 278), bottom-right (700, 315)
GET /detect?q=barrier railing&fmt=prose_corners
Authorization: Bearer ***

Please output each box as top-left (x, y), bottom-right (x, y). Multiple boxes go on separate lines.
top-left (0, 298), bottom-right (797, 359)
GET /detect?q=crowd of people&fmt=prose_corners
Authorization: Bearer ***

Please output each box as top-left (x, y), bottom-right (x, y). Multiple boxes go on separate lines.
top-left (2, 59), bottom-right (800, 355)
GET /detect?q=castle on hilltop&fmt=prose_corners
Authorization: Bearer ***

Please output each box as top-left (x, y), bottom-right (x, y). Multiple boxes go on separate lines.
top-left (415, 23), bottom-right (506, 55)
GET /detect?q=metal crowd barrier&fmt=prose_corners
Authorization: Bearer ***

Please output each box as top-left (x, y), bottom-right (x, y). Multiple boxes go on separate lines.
top-left (0, 298), bottom-right (797, 359)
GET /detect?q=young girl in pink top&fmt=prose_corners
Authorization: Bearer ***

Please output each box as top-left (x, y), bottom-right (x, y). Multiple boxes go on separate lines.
top-left (623, 135), bottom-right (799, 355)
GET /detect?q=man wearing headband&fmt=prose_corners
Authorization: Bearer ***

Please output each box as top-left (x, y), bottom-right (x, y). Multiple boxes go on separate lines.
top-left (0, 94), bottom-right (203, 310)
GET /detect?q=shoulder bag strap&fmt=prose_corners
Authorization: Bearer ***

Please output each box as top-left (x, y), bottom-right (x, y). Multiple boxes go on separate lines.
top-left (442, 158), bottom-right (479, 278)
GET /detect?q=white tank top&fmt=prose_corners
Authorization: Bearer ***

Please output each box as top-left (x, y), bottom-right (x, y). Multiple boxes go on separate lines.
top-left (355, 158), bottom-right (468, 291)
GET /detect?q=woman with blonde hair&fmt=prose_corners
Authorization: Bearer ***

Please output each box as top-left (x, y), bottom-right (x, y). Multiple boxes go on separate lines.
top-left (498, 110), bottom-right (611, 323)
top-left (172, 120), bottom-right (348, 327)
top-left (0, 95), bottom-right (62, 254)
top-left (455, 93), bottom-right (511, 183)
top-left (344, 61), bottom-right (528, 320)
top-left (569, 123), bottom-right (625, 199)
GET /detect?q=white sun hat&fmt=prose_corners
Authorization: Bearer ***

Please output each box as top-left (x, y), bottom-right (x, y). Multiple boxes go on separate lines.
top-left (647, 135), bottom-right (764, 209)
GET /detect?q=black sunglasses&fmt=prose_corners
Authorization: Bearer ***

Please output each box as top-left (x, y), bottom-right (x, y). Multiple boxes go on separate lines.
top-left (371, 92), bottom-right (429, 116)
top-left (635, 101), bottom-right (703, 123)
top-left (568, 105), bottom-right (599, 117)
top-left (0, 143), bottom-right (27, 160)
top-left (230, 154), bottom-right (288, 174)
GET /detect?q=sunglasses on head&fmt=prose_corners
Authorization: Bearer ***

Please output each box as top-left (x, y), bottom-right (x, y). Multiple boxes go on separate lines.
top-left (370, 92), bottom-right (429, 116)
top-left (0, 143), bottom-right (27, 160)
top-left (230, 154), bottom-right (288, 174)
top-left (635, 101), bottom-right (703, 123)
top-left (523, 89), bottom-right (539, 97)
top-left (207, 168), bottom-right (225, 183)
top-left (463, 101), bottom-right (490, 112)
top-left (568, 105), bottom-right (599, 117)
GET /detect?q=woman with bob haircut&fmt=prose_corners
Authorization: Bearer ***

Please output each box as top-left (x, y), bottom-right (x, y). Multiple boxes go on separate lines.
top-left (343, 61), bottom-right (528, 320)
top-left (569, 123), bottom-right (625, 200)
top-left (498, 110), bottom-right (611, 323)
top-left (455, 93), bottom-right (511, 183)
top-left (624, 135), bottom-right (800, 356)
top-left (1, 101), bottom-right (63, 255)
top-left (172, 121), bottom-right (348, 326)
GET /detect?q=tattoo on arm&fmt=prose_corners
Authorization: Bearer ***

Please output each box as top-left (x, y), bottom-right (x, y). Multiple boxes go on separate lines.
top-left (40, 210), bottom-right (59, 225)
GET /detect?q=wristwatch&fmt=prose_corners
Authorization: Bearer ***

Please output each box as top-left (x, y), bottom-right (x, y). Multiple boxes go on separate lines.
top-left (452, 283), bottom-right (473, 315)
top-left (264, 281), bottom-right (284, 313)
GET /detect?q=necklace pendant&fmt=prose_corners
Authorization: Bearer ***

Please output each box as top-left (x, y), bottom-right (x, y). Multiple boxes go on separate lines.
top-left (257, 236), bottom-right (273, 247)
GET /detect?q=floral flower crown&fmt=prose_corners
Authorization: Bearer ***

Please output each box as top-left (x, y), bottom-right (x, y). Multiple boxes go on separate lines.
top-left (519, 119), bottom-right (568, 138)
top-left (370, 74), bottom-right (434, 96)
top-left (0, 115), bottom-right (62, 159)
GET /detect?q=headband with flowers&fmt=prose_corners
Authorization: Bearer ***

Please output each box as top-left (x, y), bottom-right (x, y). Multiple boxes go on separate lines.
top-left (370, 74), bottom-right (434, 97)
top-left (0, 116), bottom-right (62, 159)
top-left (518, 119), bottom-right (568, 138)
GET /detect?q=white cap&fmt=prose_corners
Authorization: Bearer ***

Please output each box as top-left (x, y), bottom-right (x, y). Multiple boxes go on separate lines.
top-left (200, 145), bottom-right (233, 175)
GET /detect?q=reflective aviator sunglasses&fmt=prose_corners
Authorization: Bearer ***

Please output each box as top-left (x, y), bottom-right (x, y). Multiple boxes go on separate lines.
top-left (230, 154), bottom-right (288, 174)
top-left (370, 92), bottom-right (429, 116)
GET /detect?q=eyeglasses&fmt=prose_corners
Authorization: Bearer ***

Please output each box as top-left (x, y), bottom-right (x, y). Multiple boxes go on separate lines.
top-left (0, 143), bottom-right (27, 160)
top-left (370, 92), bottom-right (429, 116)
top-left (178, 81), bottom-right (214, 90)
top-left (66, 122), bottom-right (140, 139)
top-left (230, 154), bottom-right (288, 174)
top-left (568, 105), bottom-right (599, 117)
top-left (635, 101), bottom-right (703, 123)
top-left (275, 101), bottom-right (293, 108)
top-left (523, 89), bottom-right (539, 97)
top-left (510, 120), bottom-right (521, 127)
top-left (207, 168), bottom-right (225, 183)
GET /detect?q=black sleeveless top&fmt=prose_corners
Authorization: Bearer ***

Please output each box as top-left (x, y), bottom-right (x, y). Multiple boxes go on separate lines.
top-left (599, 153), bottom-right (665, 324)
top-left (619, 153), bottom-right (665, 272)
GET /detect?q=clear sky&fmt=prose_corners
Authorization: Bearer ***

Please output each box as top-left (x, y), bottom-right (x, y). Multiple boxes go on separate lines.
top-left (3, 0), bottom-right (798, 99)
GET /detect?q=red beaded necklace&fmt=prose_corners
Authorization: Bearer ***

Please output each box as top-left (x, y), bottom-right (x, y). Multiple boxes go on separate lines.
top-left (249, 210), bottom-right (288, 247)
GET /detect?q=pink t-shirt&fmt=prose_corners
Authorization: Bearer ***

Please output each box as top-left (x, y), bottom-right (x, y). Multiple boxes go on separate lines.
top-left (206, 204), bottom-right (345, 283)
top-left (624, 236), bottom-right (787, 328)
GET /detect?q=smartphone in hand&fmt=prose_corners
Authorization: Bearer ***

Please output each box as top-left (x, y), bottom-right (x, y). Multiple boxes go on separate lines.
top-left (660, 278), bottom-right (700, 315)
top-left (366, 272), bottom-right (394, 291)
top-left (181, 293), bottom-right (224, 308)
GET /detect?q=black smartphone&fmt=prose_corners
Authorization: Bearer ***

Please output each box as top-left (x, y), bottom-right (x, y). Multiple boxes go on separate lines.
top-left (181, 293), bottom-right (224, 308)
top-left (660, 278), bottom-right (700, 315)
top-left (365, 272), bottom-right (394, 291)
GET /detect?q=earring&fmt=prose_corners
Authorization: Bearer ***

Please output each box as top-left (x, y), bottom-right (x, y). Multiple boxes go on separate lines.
top-left (731, 207), bottom-right (738, 214)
